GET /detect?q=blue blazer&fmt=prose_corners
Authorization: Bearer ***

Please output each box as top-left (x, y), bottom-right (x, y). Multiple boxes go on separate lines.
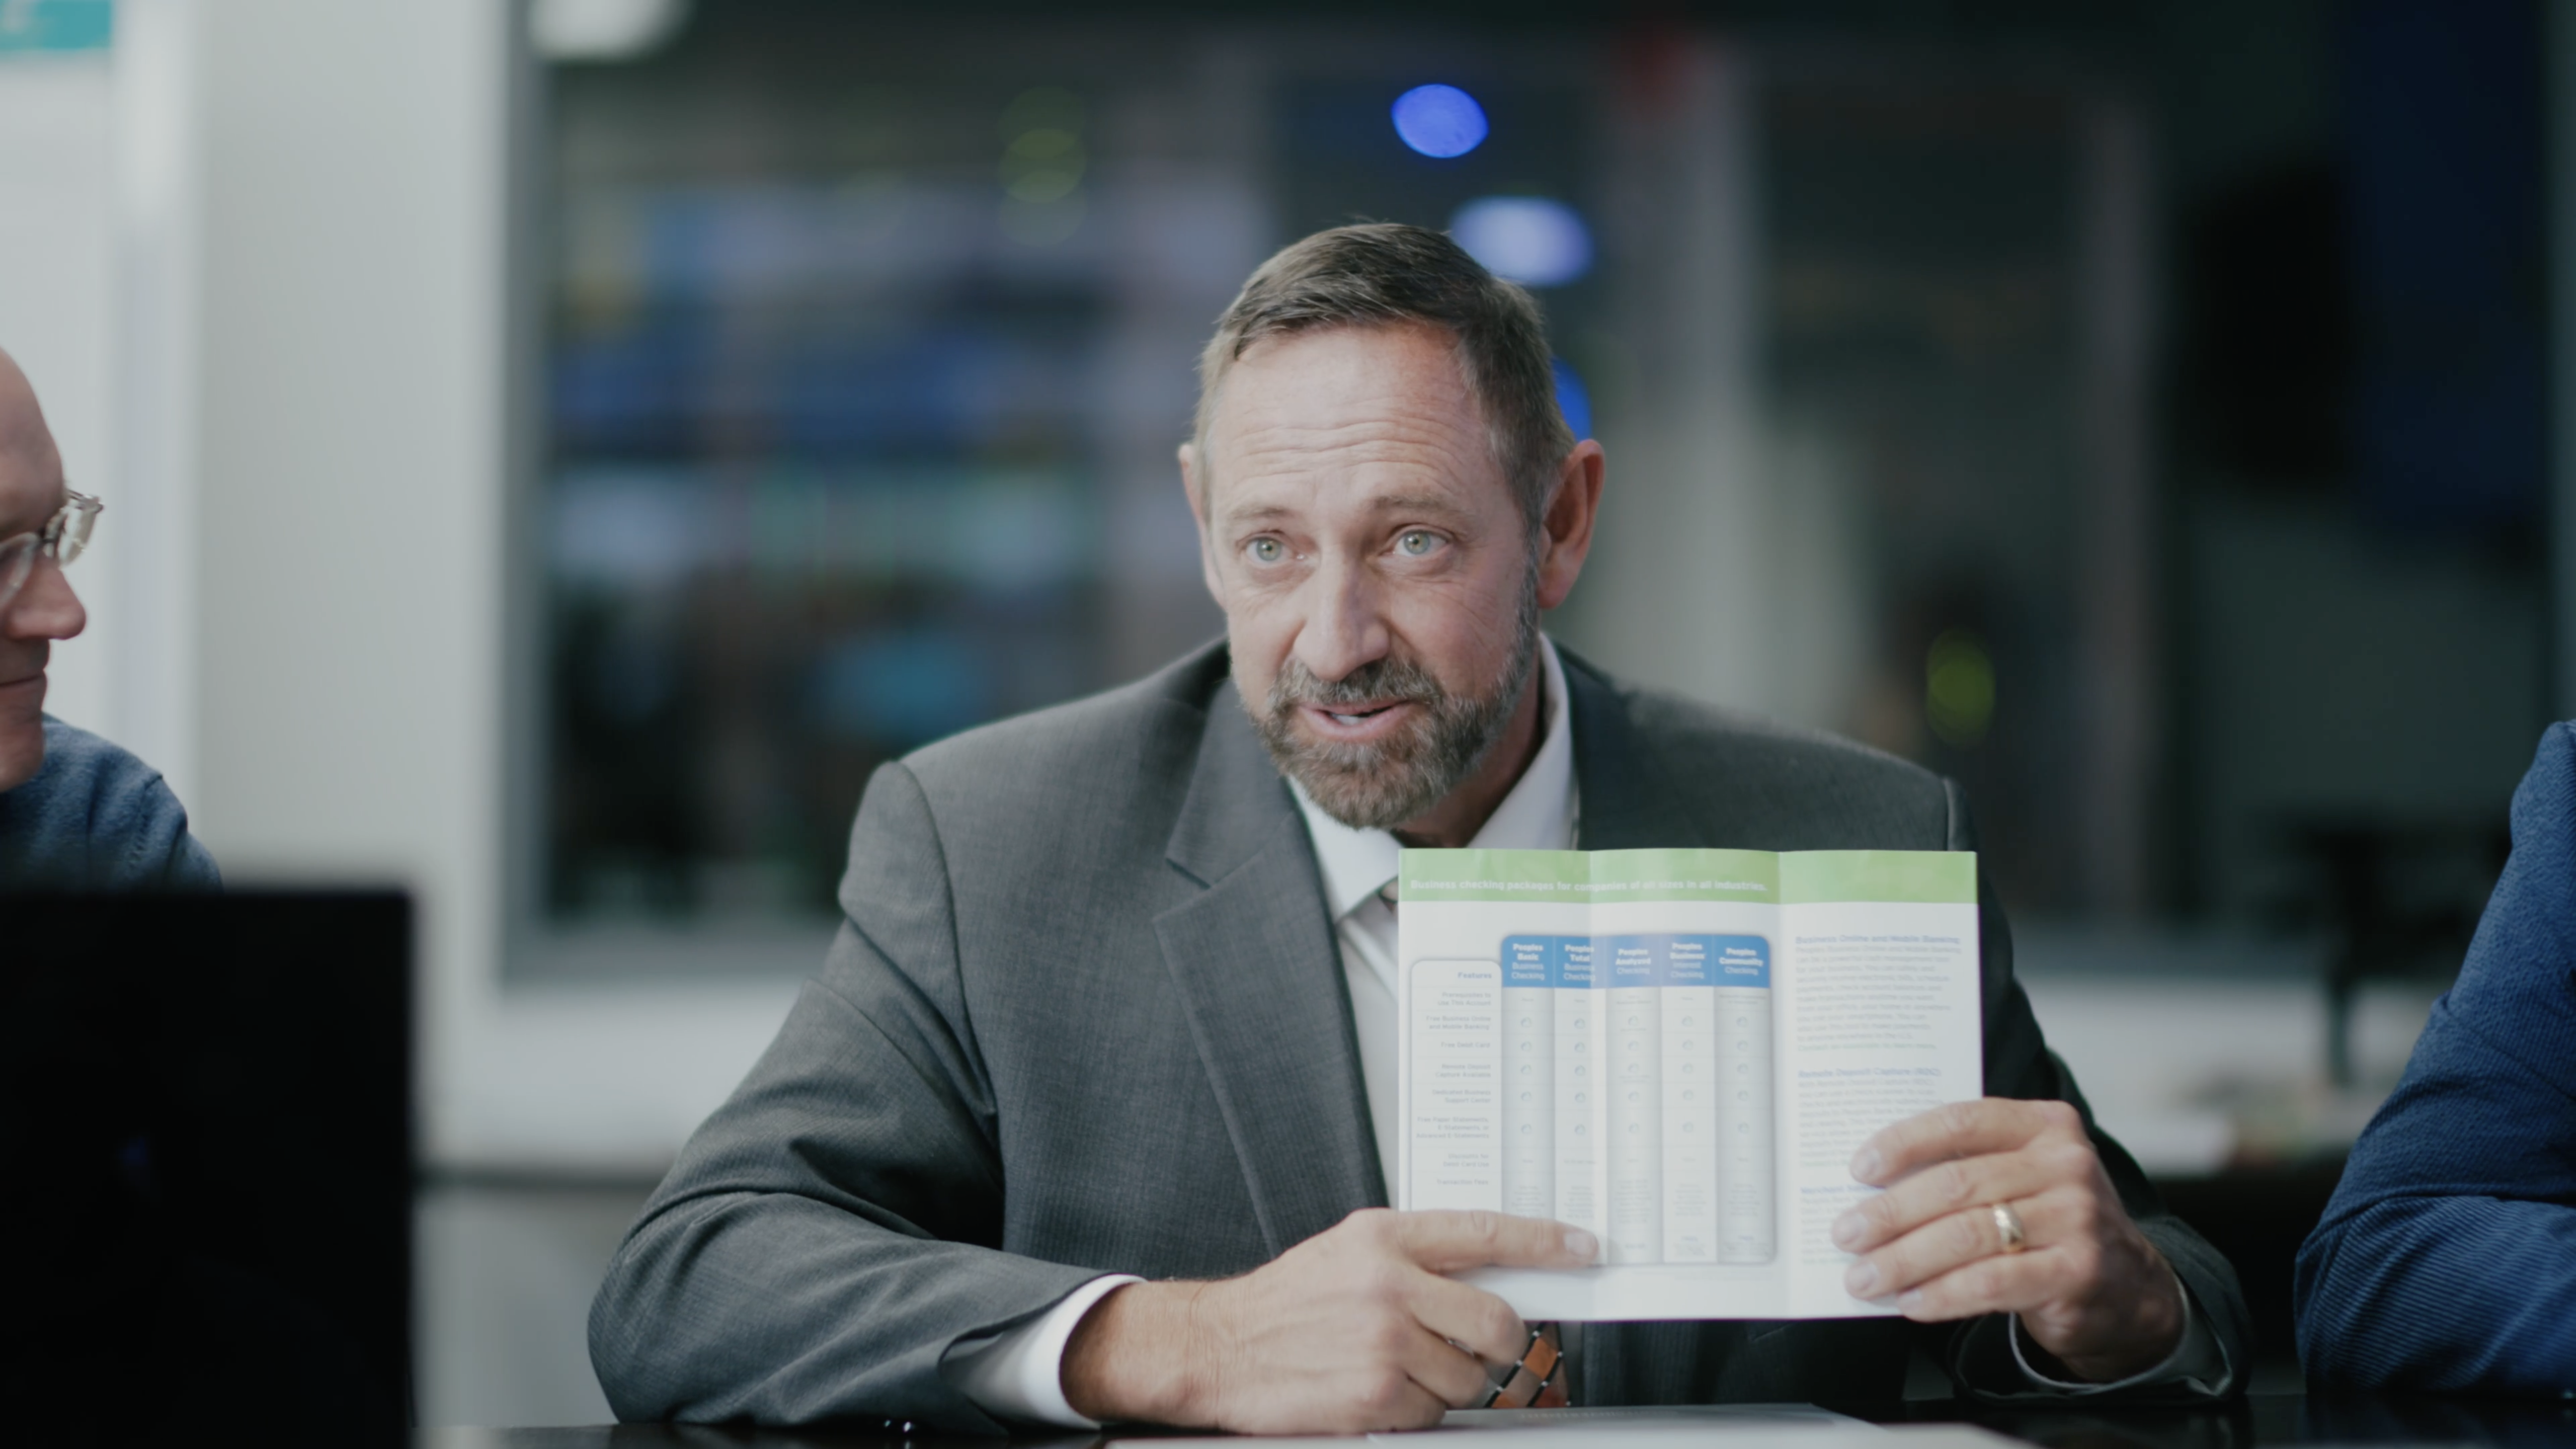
top-left (2296, 721), bottom-right (2576, 1391)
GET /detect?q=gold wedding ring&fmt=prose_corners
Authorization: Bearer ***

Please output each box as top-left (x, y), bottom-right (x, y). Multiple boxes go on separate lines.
top-left (1991, 1200), bottom-right (2028, 1254)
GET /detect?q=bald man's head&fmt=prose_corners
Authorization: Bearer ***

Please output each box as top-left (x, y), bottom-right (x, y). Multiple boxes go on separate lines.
top-left (0, 344), bottom-right (85, 791)
top-left (0, 349), bottom-right (57, 499)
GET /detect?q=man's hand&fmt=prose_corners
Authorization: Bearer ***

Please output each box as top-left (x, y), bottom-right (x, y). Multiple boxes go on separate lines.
top-left (1830, 1098), bottom-right (2186, 1383)
top-left (1060, 1208), bottom-right (1597, 1433)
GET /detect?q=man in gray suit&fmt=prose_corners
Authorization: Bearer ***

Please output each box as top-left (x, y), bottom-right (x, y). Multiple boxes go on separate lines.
top-left (591, 224), bottom-right (2246, 1433)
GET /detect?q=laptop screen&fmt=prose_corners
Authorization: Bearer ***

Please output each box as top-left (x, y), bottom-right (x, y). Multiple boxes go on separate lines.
top-left (1, 892), bottom-right (412, 1439)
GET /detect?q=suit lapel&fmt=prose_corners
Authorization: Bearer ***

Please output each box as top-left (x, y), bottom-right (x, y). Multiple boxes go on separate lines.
top-left (1156, 677), bottom-right (1383, 1259)
top-left (1148, 650), bottom-right (1696, 1269)
top-left (1563, 649), bottom-right (1710, 852)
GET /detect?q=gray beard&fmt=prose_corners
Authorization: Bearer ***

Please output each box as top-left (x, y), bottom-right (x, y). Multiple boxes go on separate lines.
top-left (1248, 576), bottom-right (1541, 832)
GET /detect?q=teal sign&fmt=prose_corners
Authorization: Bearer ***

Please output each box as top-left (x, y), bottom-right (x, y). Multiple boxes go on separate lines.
top-left (0, 0), bottom-right (114, 54)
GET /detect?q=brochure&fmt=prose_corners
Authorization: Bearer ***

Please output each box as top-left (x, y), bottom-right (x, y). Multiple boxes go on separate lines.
top-left (1397, 847), bottom-right (1982, 1321)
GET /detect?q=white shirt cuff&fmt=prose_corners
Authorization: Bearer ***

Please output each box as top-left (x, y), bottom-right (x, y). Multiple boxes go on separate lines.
top-left (2005, 1271), bottom-right (2234, 1396)
top-left (940, 1274), bottom-right (1143, 1428)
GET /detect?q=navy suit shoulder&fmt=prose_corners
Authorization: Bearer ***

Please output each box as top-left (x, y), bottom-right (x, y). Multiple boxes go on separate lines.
top-left (0, 716), bottom-right (220, 892)
top-left (2296, 721), bottom-right (2576, 1391)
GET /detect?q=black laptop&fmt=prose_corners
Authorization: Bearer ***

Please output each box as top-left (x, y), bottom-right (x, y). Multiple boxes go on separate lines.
top-left (2, 892), bottom-right (412, 1442)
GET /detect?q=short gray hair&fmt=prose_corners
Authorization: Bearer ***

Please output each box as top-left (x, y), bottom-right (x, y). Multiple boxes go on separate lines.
top-left (1193, 223), bottom-right (1576, 529)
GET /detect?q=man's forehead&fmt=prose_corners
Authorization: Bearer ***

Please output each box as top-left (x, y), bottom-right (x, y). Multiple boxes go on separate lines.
top-left (0, 350), bottom-right (60, 513)
top-left (0, 420), bottom-right (61, 505)
top-left (1219, 483), bottom-right (1476, 524)
top-left (1205, 423), bottom-right (1496, 526)
top-left (0, 430), bottom-right (64, 537)
top-left (1215, 321), bottom-right (1473, 424)
top-left (0, 475), bottom-right (61, 541)
top-left (1203, 324), bottom-right (1500, 516)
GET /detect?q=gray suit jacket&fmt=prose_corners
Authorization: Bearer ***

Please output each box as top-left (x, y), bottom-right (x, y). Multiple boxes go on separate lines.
top-left (590, 643), bottom-right (2249, 1430)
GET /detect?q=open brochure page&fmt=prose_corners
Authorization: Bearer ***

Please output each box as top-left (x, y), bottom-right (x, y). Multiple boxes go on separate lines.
top-left (1397, 847), bottom-right (1981, 1321)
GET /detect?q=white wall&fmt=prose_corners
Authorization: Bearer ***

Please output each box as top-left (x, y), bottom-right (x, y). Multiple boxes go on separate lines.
top-left (1564, 43), bottom-right (1783, 715)
top-left (191, 0), bottom-right (792, 1174)
top-left (1559, 43), bottom-right (1874, 738)
top-left (104, 0), bottom-right (205, 800)
top-left (0, 1), bottom-right (201, 799)
top-left (0, 44), bottom-right (119, 737)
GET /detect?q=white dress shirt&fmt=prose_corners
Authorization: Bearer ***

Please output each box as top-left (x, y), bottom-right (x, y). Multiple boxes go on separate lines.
top-left (1295, 635), bottom-right (1583, 1180)
top-left (940, 634), bottom-right (2222, 1425)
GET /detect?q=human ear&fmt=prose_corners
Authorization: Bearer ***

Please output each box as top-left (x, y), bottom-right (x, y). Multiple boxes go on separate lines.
top-left (1535, 440), bottom-right (1605, 611)
top-left (1179, 441), bottom-right (1225, 607)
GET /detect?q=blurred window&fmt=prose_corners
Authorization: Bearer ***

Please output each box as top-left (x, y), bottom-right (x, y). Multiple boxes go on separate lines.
top-left (1762, 73), bottom-right (2109, 913)
top-left (529, 18), bottom-right (1265, 959)
top-left (519, 6), bottom-right (2545, 988)
top-left (522, 12), bottom-right (1614, 972)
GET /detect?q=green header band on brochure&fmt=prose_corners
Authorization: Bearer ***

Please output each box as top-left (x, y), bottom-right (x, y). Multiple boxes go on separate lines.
top-left (1398, 847), bottom-right (1974, 905)
top-left (1400, 848), bottom-right (1779, 903)
top-left (1777, 849), bottom-right (1977, 904)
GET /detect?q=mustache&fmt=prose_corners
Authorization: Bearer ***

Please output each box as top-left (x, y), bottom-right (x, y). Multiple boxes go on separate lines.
top-left (1267, 655), bottom-right (1450, 713)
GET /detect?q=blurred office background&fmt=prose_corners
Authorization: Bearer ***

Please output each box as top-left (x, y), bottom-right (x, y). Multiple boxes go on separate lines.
top-left (1, 0), bottom-right (2563, 1424)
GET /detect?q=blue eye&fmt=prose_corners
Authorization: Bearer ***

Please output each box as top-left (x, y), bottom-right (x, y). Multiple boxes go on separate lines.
top-left (1397, 530), bottom-right (1438, 556)
top-left (1248, 538), bottom-right (1284, 564)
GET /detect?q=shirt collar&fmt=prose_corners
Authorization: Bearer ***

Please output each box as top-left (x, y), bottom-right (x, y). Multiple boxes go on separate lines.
top-left (1290, 636), bottom-right (1580, 923)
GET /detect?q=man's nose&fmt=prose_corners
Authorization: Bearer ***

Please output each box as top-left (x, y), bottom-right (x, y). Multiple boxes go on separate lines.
top-left (4, 557), bottom-right (87, 643)
top-left (1291, 556), bottom-right (1389, 683)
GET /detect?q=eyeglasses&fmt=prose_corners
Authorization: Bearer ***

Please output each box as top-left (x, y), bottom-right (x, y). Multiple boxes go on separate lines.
top-left (0, 490), bottom-right (102, 616)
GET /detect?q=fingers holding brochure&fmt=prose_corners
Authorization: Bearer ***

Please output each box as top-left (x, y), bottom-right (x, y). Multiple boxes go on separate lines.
top-left (1830, 1097), bottom-right (2187, 1383)
top-left (1848, 1097), bottom-right (2085, 1182)
top-left (1394, 1206), bottom-right (1602, 1275)
top-left (1833, 1101), bottom-right (2092, 1248)
top-left (1059, 1206), bottom-right (1592, 1434)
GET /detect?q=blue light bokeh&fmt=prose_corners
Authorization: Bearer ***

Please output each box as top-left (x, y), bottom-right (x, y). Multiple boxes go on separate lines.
top-left (1451, 196), bottom-right (1593, 287)
top-left (1391, 84), bottom-right (1489, 158)
top-left (1552, 358), bottom-right (1593, 441)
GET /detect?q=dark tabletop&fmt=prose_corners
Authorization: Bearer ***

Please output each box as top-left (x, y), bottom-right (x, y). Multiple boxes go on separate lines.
top-left (411, 1392), bottom-right (2576, 1448)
